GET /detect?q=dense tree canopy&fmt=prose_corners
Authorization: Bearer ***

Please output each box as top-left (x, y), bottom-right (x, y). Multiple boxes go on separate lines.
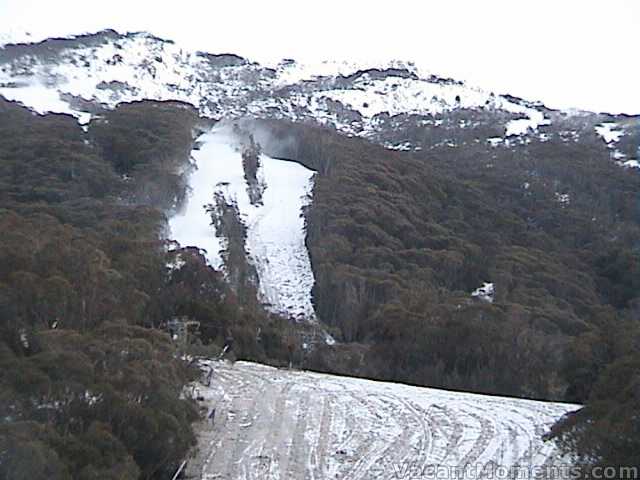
top-left (1, 96), bottom-right (638, 474)
top-left (0, 99), bottom-right (296, 479)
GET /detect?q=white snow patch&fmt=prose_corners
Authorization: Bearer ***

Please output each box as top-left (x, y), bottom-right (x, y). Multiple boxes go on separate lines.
top-left (555, 192), bottom-right (570, 205)
top-left (505, 109), bottom-right (550, 137)
top-left (267, 58), bottom-right (419, 87)
top-left (612, 149), bottom-right (626, 160)
top-left (595, 122), bottom-right (623, 144)
top-left (166, 253), bottom-right (187, 272)
top-left (19, 330), bottom-right (29, 349)
top-left (592, 123), bottom-right (637, 171)
top-left (0, 77), bottom-right (91, 123)
top-left (620, 159), bottom-right (640, 169)
top-left (472, 282), bottom-right (495, 303)
top-left (388, 141), bottom-right (413, 151)
top-left (168, 127), bottom-right (317, 320)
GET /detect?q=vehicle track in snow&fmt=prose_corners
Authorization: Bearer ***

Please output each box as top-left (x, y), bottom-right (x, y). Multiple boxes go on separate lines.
top-left (185, 361), bottom-right (577, 480)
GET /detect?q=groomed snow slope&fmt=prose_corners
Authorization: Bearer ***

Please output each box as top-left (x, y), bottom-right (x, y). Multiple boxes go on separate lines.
top-left (187, 361), bottom-right (576, 480)
top-left (168, 127), bottom-right (317, 320)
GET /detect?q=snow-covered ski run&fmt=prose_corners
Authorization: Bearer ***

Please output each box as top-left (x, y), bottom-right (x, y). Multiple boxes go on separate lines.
top-left (185, 361), bottom-right (577, 480)
top-left (168, 126), bottom-right (317, 320)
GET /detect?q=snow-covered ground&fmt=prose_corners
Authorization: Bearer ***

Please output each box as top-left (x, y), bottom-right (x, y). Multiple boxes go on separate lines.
top-left (0, 77), bottom-right (91, 124)
top-left (594, 122), bottom-right (623, 144)
top-left (0, 31), bottom-right (551, 140)
top-left (3, 30), bottom-right (637, 172)
top-left (471, 282), bottom-right (495, 303)
top-left (169, 126), bottom-right (317, 320)
top-left (594, 122), bottom-right (639, 170)
top-left (0, 32), bottom-right (265, 118)
top-left (312, 73), bottom-right (550, 137)
top-left (186, 361), bottom-right (577, 480)
top-left (266, 58), bottom-right (420, 88)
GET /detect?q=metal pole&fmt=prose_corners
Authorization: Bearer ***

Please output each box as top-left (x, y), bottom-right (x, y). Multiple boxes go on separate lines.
top-left (171, 460), bottom-right (187, 480)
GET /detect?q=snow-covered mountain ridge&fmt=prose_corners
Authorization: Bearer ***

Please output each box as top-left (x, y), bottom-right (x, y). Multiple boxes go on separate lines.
top-left (1, 30), bottom-right (637, 168)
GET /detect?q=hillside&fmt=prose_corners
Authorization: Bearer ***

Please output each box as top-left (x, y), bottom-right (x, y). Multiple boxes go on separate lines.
top-left (0, 30), bottom-right (639, 477)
